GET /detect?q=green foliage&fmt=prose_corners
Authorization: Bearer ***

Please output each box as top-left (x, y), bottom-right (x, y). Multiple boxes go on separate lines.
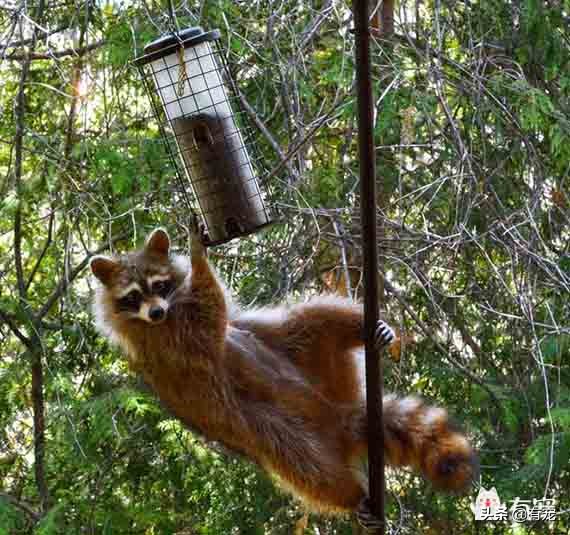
top-left (35, 506), bottom-right (64, 535)
top-left (0, 499), bottom-right (25, 535)
top-left (1, 0), bottom-right (569, 533)
top-left (550, 408), bottom-right (570, 430)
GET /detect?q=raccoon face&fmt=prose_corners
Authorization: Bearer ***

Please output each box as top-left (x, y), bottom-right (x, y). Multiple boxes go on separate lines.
top-left (113, 274), bottom-right (174, 324)
top-left (90, 229), bottom-right (186, 325)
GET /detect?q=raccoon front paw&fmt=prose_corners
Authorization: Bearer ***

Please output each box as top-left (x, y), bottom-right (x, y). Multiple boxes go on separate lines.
top-left (356, 497), bottom-right (383, 531)
top-left (375, 320), bottom-right (395, 350)
top-left (190, 216), bottom-right (207, 258)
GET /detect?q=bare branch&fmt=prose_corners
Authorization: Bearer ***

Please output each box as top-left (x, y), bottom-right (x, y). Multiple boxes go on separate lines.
top-left (37, 230), bottom-right (130, 319)
top-left (235, 87), bottom-right (299, 182)
top-left (0, 22), bottom-right (70, 50)
top-left (298, 0), bottom-right (335, 50)
top-left (13, 22), bottom-right (31, 300)
top-left (0, 492), bottom-right (40, 522)
top-left (384, 280), bottom-right (503, 411)
top-left (0, 309), bottom-right (31, 348)
top-left (3, 40), bottom-right (104, 61)
top-left (25, 210), bottom-right (55, 292)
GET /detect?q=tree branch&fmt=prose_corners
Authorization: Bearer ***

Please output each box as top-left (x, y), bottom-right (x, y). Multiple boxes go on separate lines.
top-left (0, 492), bottom-right (40, 522)
top-left (235, 87), bottom-right (300, 182)
top-left (0, 309), bottom-right (31, 348)
top-left (4, 40), bottom-right (104, 62)
top-left (25, 210), bottom-right (55, 292)
top-left (298, 0), bottom-right (335, 50)
top-left (0, 23), bottom-right (70, 50)
top-left (384, 280), bottom-right (503, 411)
top-left (10, 0), bottom-right (49, 514)
top-left (37, 230), bottom-right (130, 319)
top-left (262, 94), bottom-right (349, 185)
top-left (13, 25), bottom-right (31, 300)
top-left (30, 344), bottom-right (49, 513)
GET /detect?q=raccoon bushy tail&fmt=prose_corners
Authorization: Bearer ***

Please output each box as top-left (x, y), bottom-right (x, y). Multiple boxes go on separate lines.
top-left (372, 395), bottom-right (478, 493)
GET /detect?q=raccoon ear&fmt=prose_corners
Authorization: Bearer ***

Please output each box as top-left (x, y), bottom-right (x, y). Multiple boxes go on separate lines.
top-left (145, 228), bottom-right (170, 257)
top-left (90, 255), bottom-right (119, 286)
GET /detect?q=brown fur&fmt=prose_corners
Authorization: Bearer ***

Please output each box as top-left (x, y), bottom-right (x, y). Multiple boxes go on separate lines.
top-left (90, 229), bottom-right (477, 514)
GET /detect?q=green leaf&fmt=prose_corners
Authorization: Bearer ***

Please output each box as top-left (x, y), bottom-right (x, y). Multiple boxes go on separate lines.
top-left (0, 498), bottom-right (24, 534)
top-left (550, 407), bottom-right (570, 430)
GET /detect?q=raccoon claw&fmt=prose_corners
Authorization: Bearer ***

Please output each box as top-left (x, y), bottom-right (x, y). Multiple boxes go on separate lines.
top-left (375, 320), bottom-right (395, 350)
top-left (357, 497), bottom-right (383, 531)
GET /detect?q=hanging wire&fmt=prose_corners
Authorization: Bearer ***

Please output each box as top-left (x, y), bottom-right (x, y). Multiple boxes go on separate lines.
top-left (176, 46), bottom-right (187, 96)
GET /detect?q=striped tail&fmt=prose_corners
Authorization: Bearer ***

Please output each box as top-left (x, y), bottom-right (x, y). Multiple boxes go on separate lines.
top-left (381, 395), bottom-right (478, 492)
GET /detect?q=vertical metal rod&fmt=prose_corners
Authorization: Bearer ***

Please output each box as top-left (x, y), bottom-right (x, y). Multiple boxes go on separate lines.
top-left (354, 0), bottom-right (385, 533)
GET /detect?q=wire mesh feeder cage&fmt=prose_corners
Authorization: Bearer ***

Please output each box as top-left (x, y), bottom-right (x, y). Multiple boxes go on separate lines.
top-left (135, 26), bottom-right (273, 246)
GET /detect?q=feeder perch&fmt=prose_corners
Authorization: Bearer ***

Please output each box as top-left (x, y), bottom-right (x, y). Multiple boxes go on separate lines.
top-left (135, 27), bottom-right (273, 245)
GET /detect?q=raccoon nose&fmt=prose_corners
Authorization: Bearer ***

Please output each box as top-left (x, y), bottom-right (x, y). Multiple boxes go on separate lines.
top-left (149, 306), bottom-right (165, 322)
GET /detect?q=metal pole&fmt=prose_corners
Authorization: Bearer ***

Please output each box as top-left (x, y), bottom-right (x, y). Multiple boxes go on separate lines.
top-left (354, 0), bottom-right (385, 533)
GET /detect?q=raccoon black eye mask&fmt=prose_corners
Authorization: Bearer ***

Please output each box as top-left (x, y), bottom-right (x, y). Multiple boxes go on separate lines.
top-left (117, 290), bottom-right (143, 312)
top-left (151, 280), bottom-right (173, 298)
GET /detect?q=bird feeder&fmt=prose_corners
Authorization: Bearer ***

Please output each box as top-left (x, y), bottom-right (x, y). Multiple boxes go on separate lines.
top-left (135, 27), bottom-right (273, 245)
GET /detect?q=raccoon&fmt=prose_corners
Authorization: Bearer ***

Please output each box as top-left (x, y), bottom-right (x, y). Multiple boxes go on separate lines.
top-left (90, 228), bottom-right (477, 522)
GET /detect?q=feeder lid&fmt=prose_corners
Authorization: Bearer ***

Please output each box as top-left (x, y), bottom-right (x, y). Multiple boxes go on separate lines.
top-left (135, 26), bottom-right (221, 65)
